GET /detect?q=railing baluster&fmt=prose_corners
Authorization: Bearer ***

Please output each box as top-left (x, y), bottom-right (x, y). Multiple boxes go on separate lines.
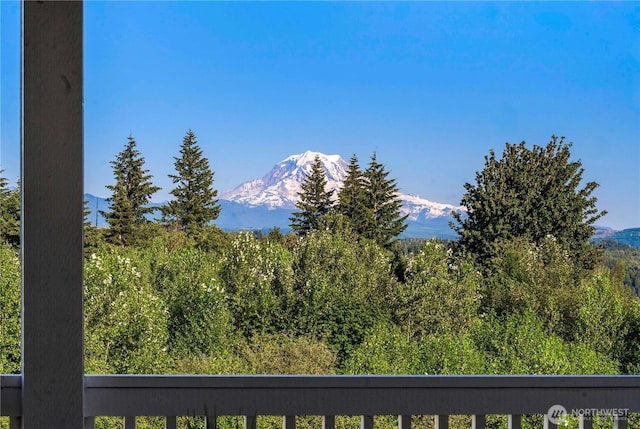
top-left (124, 416), bottom-right (136, 429)
top-left (472, 415), bottom-right (485, 429)
top-left (323, 415), bottom-right (335, 429)
top-left (205, 415), bottom-right (217, 429)
top-left (361, 415), bottom-right (374, 429)
top-left (544, 414), bottom-right (557, 429)
top-left (435, 415), bottom-right (449, 429)
top-left (84, 417), bottom-right (95, 429)
top-left (398, 415), bottom-right (411, 429)
top-left (165, 416), bottom-right (177, 429)
top-left (283, 416), bottom-right (296, 429)
top-left (614, 414), bottom-right (627, 429)
top-left (579, 415), bottom-right (592, 429)
top-left (508, 415), bottom-right (521, 429)
top-left (9, 417), bottom-right (21, 429)
top-left (244, 415), bottom-right (257, 429)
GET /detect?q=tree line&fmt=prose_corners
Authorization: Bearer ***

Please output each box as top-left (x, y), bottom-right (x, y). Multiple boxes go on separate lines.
top-left (98, 130), bottom-right (411, 253)
top-left (98, 130), bottom-right (220, 247)
top-left (3, 134), bottom-right (640, 428)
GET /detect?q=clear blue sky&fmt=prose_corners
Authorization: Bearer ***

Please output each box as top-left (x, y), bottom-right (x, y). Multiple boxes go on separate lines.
top-left (1, 1), bottom-right (639, 229)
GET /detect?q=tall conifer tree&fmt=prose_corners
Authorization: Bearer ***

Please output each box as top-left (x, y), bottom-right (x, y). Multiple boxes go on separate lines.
top-left (337, 154), bottom-right (367, 234)
top-left (361, 152), bottom-right (408, 248)
top-left (103, 136), bottom-right (160, 245)
top-left (290, 155), bottom-right (335, 236)
top-left (162, 129), bottom-right (220, 232)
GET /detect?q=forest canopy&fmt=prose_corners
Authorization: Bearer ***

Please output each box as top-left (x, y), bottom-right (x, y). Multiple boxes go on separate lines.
top-left (1, 135), bottom-right (635, 382)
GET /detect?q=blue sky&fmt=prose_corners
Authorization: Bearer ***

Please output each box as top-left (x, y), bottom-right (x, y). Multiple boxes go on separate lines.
top-left (1, 1), bottom-right (639, 230)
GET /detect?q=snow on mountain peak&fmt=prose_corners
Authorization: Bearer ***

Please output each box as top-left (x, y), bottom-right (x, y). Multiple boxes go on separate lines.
top-left (220, 151), bottom-right (348, 209)
top-left (219, 151), bottom-right (465, 220)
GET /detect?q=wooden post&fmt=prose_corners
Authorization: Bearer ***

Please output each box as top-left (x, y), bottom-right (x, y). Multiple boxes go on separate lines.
top-left (21, 1), bottom-right (84, 428)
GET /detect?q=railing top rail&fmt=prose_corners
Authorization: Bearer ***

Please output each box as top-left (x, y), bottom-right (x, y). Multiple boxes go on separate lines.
top-left (4, 374), bottom-right (640, 417)
top-left (82, 374), bottom-right (640, 389)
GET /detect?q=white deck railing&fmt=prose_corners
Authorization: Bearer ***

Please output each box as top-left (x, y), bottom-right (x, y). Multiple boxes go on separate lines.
top-left (2, 374), bottom-right (639, 429)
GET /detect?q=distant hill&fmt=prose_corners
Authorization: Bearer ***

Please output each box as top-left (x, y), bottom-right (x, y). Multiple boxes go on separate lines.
top-left (85, 150), bottom-right (638, 244)
top-left (593, 227), bottom-right (640, 249)
top-left (84, 192), bottom-right (638, 245)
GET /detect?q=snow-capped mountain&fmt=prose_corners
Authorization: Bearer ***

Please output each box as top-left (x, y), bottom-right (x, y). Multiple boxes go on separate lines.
top-left (219, 150), bottom-right (464, 237)
top-left (220, 151), bottom-right (348, 209)
top-left (399, 193), bottom-right (462, 222)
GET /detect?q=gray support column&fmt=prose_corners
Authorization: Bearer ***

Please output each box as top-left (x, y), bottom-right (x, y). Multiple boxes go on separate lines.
top-left (21, 1), bottom-right (84, 429)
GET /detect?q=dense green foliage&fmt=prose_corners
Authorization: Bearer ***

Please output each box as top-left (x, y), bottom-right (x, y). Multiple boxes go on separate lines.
top-left (0, 243), bottom-right (20, 373)
top-left (452, 136), bottom-right (606, 269)
top-left (3, 136), bottom-right (640, 428)
top-left (289, 155), bottom-right (335, 236)
top-left (161, 129), bottom-right (221, 234)
top-left (0, 171), bottom-right (20, 247)
top-left (102, 136), bottom-right (161, 246)
top-left (601, 240), bottom-right (640, 296)
top-left (2, 231), bottom-right (639, 379)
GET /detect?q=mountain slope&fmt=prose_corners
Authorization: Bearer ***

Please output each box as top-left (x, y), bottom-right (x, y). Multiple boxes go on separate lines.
top-left (220, 151), bottom-right (348, 209)
top-left (219, 150), bottom-right (464, 238)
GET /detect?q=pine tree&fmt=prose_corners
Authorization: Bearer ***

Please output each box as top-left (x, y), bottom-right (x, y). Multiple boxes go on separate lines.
top-left (289, 155), bottom-right (335, 236)
top-left (162, 129), bottom-right (220, 232)
top-left (337, 154), bottom-right (367, 234)
top-left (360, 152), bottom-right (408, 248)
top-left (451, 136), bottom-right (606, 269)
top-left (83, 199), bottom-right (101, 252)
top-left (0, 171), bottom-right (20, 247)
top-left (103, 136), bottom-right (160, 245)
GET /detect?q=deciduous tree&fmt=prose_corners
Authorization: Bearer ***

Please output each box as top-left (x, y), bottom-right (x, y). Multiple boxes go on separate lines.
top-left (452, 136), bottom-right (606, 269)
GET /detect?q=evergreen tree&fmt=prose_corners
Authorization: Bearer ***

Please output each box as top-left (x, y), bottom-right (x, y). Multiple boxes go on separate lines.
top-left (360, 152), bottom-right (408, 248)
top-left (289, 155), bottom-right (335, 236)
top-left (0, 171), bottom-right (20, 247)
top-left (83, 199), bottom-right (101, 252)
top-left (103, 136), bottom-right (160, 245)
top-left (451, 136), bottom-right (606, 269)
top-left (162, 129), bottom-right (220, 232)
top-left (337, 154), bottom-right (367, 234)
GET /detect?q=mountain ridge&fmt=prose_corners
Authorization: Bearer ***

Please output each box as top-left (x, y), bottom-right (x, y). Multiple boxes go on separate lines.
top-left (219, 150), bottom-right (465, 222)
top-left (83, 151), bottom-right (638, 242)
